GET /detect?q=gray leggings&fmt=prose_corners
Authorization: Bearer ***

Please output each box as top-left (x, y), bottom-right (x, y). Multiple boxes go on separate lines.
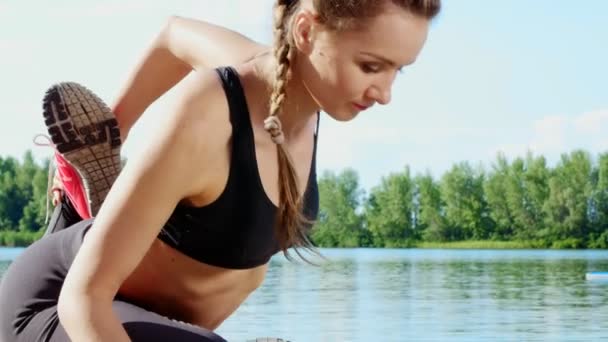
top-left (0, 216), bottom-right (227, 342)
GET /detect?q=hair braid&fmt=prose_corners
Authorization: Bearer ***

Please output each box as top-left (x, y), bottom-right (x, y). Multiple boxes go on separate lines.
top-left (267, 0), bottom-right (315, 258)
top-left (266, 0), bottom-right (441, 261)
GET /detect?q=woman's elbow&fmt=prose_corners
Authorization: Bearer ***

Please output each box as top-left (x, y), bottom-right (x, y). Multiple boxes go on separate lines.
top-left (158, 15), bottom-right (180, 48)
top-left (159, 15), bottom-right (202, 67)
top-left (57, 276), bottom-right (110, 323)
top-left (57, 285), bottom-right (83, 325)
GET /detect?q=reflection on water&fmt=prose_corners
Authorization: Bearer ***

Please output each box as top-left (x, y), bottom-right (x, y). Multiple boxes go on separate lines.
top-left (1, 248), bottom-right (607, 341)
top-left (218, 249), bottom-right (608, 341)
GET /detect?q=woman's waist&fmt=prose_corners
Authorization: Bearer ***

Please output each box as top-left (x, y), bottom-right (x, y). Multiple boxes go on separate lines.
top-left (117, 238), bottom-right (268, 327)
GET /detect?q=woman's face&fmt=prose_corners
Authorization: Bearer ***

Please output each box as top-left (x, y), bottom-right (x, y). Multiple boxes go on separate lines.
top-left (296, 4), bottom-right (430, 121)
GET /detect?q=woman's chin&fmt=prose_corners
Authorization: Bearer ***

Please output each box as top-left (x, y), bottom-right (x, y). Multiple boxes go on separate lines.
top-left (324, 108), bottom-right (359, 122)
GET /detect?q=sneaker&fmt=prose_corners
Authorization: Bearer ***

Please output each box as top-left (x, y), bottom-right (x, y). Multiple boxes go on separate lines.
top-left (33, 134), bottom-right (92, 231)
top-left (42, 82), bottom-right (122, 217)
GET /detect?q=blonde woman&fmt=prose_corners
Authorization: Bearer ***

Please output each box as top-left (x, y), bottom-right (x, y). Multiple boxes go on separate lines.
top-left (0, 1), bottom-right (440, 341)
top-left (44, 16), bottom-right (267, 233)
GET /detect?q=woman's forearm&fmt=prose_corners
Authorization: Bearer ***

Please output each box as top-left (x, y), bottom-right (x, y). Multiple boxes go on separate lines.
top-left (111, 16), bottom-right (267, 140)
top-left (110, 17), bottom-right (191, 141)
top-left (58, 294), bottom-right (131, 342)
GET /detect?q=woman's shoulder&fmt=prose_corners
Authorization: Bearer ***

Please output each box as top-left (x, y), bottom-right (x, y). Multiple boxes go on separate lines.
top-left (147, 68), bottom-right (233, 162)
top-left (169, 68), bottom-right (230, 123)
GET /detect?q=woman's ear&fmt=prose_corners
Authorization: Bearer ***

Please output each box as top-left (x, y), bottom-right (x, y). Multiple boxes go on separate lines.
top-left (291, 10), bottom-right (317, 54)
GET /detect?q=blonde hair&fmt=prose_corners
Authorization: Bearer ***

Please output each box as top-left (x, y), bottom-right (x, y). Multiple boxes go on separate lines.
top-left (268, 0), bottom-right (441, 260)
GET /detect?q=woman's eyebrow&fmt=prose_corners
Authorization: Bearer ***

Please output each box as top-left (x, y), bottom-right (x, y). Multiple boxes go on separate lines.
top-left (359, 51), bottom-right (415, 67)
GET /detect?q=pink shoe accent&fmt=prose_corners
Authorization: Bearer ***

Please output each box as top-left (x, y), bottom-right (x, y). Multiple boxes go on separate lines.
top-left (53, 152), bottom-right (92, 219)
top-left (42, 82), bottom-right (122, 216)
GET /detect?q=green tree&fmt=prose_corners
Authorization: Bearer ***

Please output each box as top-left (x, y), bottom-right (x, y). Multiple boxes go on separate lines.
top-left (484, 153), bottom-right (515, 239)
top-left (312, 169), bottom-right (365, 247)
top-left (365, 167), bottom-right (415, 247)
top-left (588, 152), bottom-right (608, 248)
top-left (542, 150), bottom-right (592, 247)
top-left (413, 172), bottom-right (447, 242)
top-left (440, 162), bottom-right (494, 240)
top-left (0, 157), bottom-right (25, 230)
top-left (496, 153), bottom-right (550, 241)
top-left (19, 161), bottom-right (49, 232)
top-left (516, 153), bottom-right (550, 239)
top-left (16, 152), bottom-right (48, 231)
top-left (0, 153), bottom-right (50, 232)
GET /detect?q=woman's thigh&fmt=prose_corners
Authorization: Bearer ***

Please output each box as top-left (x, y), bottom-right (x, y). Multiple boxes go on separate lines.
top-left (0, 221), bottom-right (226, 342)
top-left (0, 220), bottom-right (90, 342)
top-left (50, 301), bottom-right (226, 342)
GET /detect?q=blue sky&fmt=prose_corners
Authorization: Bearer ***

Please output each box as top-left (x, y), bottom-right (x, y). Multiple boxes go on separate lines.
top-left (1, 0), bottom-right (606, 191)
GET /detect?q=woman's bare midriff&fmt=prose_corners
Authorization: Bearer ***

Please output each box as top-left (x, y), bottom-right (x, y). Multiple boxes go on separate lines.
top-left (113, 64), bottom-right (318, 332)
top-left (118, 238), bottom-right (268, 330)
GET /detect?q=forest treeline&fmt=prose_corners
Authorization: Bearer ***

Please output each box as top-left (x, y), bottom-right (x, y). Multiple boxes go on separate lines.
top-left (1, 150), bottom-right (607, 249)
top-left (312, 150), bottom-right (608, 249)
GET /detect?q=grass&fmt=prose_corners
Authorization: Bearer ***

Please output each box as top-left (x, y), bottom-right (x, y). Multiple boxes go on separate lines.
top-left (0, 229), bottom-right (44, 247)
top-left (415, 240), bottom-right (540, 249)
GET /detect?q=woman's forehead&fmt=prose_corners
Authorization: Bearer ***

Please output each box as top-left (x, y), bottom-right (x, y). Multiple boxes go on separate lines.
top-left (329, 10), bottom-right (429, 64)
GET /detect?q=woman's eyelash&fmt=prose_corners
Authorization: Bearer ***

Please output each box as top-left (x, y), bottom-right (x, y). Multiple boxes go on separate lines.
top-left (361, 63), bottom-right (405, 74)
top-left (361, 63), bottom-right (380, 73)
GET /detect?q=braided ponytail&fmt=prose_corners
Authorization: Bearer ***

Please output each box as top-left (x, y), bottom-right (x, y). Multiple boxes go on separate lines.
top-left (267, 0), bottom-right (316, 259)
top-left (267, 0), bottom-right (441, 259)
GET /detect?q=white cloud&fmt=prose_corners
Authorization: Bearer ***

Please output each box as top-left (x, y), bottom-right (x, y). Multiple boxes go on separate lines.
top-left (573, 109), bottom-right (608, 134)
top-left (529, 115), bottom-right (568, 153)
top-left (486, 117), bottom-right (544, 162)
top-left (491, 109), bottom-right (608, 162)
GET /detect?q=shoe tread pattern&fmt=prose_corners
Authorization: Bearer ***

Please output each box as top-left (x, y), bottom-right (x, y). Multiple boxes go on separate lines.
top-left (42, 82), bottom-right (122, 216)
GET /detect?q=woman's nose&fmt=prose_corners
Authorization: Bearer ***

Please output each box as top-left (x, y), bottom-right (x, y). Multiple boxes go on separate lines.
top-left (367, 84), bottom-right (392, 105)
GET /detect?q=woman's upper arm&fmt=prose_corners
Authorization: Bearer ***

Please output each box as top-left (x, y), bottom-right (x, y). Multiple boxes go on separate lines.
top-left (61, 70), bottom-right (225, 300)
top-left (164, 16), bottom-right (268, 70)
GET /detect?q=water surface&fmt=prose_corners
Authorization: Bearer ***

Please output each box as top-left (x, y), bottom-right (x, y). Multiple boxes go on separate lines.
top-left (1, 248), bottom-right (607, 341)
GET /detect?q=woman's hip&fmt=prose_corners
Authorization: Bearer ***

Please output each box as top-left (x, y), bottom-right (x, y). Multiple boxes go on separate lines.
top-left (0, 219), bottom-right (92, 342)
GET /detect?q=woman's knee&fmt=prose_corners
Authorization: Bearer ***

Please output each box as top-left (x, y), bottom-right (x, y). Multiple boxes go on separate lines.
top-left (112, 301), bottom-right (226, 342)
top-left (122, 321), bottom-right (226, 342)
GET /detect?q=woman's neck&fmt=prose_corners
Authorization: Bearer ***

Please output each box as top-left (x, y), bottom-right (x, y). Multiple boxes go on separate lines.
top-left (250, 52), bottom-right (320, 141)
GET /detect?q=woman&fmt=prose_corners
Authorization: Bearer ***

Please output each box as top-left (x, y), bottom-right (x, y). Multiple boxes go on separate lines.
top-left (44, 16), bottom-right (269, 229)
top-left (0, 0), bottom-right (441, 341)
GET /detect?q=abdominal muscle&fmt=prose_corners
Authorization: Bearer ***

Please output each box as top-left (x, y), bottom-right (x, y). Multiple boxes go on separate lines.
top-left (118, 238), bottom-right (268, 331)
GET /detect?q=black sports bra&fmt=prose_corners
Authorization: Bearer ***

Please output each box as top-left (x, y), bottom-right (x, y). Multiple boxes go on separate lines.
top-left (157, 67), bottom-right (319, 269)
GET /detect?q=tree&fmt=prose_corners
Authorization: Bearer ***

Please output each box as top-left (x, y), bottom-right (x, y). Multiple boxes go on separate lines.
top-left (516, 153), bottom-right (550, 239)
top-left (0, 153), bottom-right (50, 232)
top-left (413, 172), bottom-right (448, 242)
top-left (588, 152), bottom-right (608, 248)
top-left (311, 169), bottom-right (365, 247)
top-left (365, 167), bottom-right (415, 247)
top-left (484, 153), bottom-right (515, 239)
top-left (440, 162), bottom-right (494, 240)
top-left (542, 150), bottom-right (592, 246)
top-left (19, 161), bottom-right (49, 232)
top-left (0, 157), bottom-right (25, 230)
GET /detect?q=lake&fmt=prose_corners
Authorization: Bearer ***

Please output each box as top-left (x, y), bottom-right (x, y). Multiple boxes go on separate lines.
top-left (1, 247), bottom-right (607, 341)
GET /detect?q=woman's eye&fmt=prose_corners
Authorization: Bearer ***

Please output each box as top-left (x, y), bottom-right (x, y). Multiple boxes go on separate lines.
top-left (360, 63), bottom-right (380, 73)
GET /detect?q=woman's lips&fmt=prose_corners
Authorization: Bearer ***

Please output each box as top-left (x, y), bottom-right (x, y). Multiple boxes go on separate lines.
top-left (353, 103), bottom-right (370, 111)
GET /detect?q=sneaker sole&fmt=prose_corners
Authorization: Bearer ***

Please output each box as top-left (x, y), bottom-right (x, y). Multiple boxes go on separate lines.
top-left (42, 82), bottom-right (122, 216)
